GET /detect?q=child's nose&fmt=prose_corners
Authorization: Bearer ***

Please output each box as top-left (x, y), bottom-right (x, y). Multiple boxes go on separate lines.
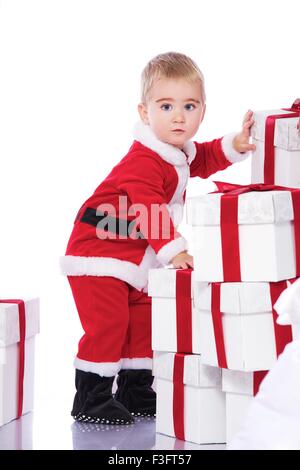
top-left (173, 109), bottom-right (185, 122)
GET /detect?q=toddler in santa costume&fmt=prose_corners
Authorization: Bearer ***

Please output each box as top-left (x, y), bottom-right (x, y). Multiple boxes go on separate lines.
top-left (60, 52), bottom-right (255, 425)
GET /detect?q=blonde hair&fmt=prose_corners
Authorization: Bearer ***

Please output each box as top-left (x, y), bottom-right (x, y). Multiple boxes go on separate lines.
top-left (140, 51), bottom-right (206, 104)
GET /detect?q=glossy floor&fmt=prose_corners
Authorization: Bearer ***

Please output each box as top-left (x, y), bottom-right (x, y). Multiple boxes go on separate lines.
top-left (0, 411), bottom-right (226, 450)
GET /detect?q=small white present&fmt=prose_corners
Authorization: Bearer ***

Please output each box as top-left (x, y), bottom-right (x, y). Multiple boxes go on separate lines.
top-left (222, 368), bottom-right (268, 443)
top-left (153, 351), bottom-right (225, 445)
top-left (251, 101), bottom-right (300, 187)
top-left (148, 268), bottom-right (200, 353)
top-left (0, 298), bottom-right (40, 427)
top-left (187, 185), bottom-right (300, 282)
top-left (193, 281), bottom-right (295, 371)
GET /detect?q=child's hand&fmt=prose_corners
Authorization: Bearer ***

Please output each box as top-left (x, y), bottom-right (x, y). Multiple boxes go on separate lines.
top-left (171, 251), bottom-right (194, 269)
top-left (233, 110), bottom-right (256, 153)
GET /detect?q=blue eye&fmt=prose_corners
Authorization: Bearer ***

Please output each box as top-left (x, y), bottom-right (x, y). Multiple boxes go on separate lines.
top-left (185, 103), bottom-right (195, 111)
top-left (161, 104), bottom-right (172, 111)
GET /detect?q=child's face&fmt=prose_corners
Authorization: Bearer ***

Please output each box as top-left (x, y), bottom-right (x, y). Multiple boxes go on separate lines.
top-left (138, 77), bottom-right (205, 149)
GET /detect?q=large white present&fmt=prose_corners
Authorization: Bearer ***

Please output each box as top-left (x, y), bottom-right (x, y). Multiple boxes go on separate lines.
top-left (148, 268), bottom-right (200, 353)
top-left (0, 298), bottom-right (40, 427)
top-left (153, 351), bottom-right (225, 445)
top-left (186, 185), bottom-right (300, 282)
top-left (222, 368), bottom-right (268, 443)
top-left (193, 281), bottom-right (295, 371)
top-left (251, 101), bottom-right (300, 187)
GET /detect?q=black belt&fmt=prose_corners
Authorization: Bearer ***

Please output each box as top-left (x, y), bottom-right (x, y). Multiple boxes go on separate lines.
top-left (80, 207), bottom-right (144, 239)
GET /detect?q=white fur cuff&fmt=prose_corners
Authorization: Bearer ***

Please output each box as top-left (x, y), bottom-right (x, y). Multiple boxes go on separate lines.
top-left (74, 357), bottom-right (122, 377)
top-left (221, 132), bottom-right (251, 163)
top-left (156, 236), bottom-right (188, 265)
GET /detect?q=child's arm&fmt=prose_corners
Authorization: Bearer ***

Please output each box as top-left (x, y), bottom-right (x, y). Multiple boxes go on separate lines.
top-left (117, 154), bottom-right (189, 266)
top-left (189, 110), bottom-right (256, 178)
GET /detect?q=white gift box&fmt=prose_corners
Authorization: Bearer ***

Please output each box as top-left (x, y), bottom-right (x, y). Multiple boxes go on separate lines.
top-left (193, 281), bottom-right (295, 371)
top-left (148, 268), bottom-right (201, 353)
top-left (222, 369), bottom-right (267, 443)
top-left (0, 412), bottom-right (33, 450)
top-left (187, 189), bottom-right (297, 282)
top-left (0, 298), bottom-right (40, 427)
top-left (251, 108), bottom-right (300, 188)
top-left (153, 351), bottom-right (226, 445)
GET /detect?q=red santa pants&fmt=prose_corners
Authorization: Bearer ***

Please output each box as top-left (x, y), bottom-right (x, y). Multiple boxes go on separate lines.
top-left (68, 275), bottom-right (153, 377)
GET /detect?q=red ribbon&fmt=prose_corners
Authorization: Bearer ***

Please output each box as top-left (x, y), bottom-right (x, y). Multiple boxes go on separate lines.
top-left (0, 299), bottom-right (26, 418)
top-left (175, 269), bottom-right (193, 353)
top-left (210, 281), bottom-right (294, 369)
top-left (220, 194), bottom-right (241, 282)
top-left (251, 277), bottom-right (296, 396)
top-left (253, 370), bottom-right (268, 396)
top-left (211, 283), bottom-right (228, 368)
top-left (173, 353), bottom-right (187, 440)
top-left (264, 99), bottom-right (300, 184)
top-left (213, 181), bottom-right (300, 281)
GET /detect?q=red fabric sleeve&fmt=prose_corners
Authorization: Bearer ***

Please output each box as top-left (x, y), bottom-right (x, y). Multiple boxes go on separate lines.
top-left (189, 138), bottom-right (232, 178)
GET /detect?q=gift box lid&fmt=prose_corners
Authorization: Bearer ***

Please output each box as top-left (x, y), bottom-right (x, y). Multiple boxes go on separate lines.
top-left (251, 109), bottom-right (300, 151)
top-left (0, 298), bottom-right (40, 347)
top-left (193, 281), bottom-right (287, 315)
top-left (222, 368), bottom-right (254, 395)
top-left (186, 190), bottom-right (294, 226)
top-left (222, 368), bottom-right (268, 395)
top-left (153, 351), bottom-right (221, 388)
top-left (148, 268), bottom-right (194, 299)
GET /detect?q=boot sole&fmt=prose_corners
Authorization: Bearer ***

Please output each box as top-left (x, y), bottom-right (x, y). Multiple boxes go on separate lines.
top-left (130, 411), bottom-right (156, 418)
top-left (72, 412), bottom-right (134, 425)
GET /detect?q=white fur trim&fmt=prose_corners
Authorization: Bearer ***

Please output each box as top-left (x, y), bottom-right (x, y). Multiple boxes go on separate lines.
top-left (221, 132), bottom-right (251, 163)
top-left (167, 201), bottom-right (185, 227)
top-left (60, 255), bottom-right (147, 290)
top-left (60, 246), bottom-right (163, 291)
top-left (156, 236), bottom-right (188, 265)
top-left (168, 163), bottom-right (189, 206)
top-left (121, 357), bottom-right (153, 370)
top-left (74, 357), bottom-right (121, 377)
top-left (183, 139), bottom-right (197, 165)
top-left (163, 148), bottom-right (190, 226)
top-left (133, 121), bottom-right (196, 167)
top-left (139, 244), bottom-right (162, 271)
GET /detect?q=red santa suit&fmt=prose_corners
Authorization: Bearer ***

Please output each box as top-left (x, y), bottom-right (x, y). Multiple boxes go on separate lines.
top-left (60, 121), bottom-right (249, 376)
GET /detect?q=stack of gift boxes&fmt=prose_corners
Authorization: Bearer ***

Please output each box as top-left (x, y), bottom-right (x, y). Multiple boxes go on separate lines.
top-left (0, 298), bottom-right (40, 431)
top-left (148, 99), bottom-right (300, 445)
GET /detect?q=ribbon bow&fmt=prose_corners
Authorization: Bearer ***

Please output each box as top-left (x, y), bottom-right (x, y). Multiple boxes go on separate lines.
top-left (289, 98), bottom-right (300, 111)
top-left (264, 99), bottom-right (300, 184)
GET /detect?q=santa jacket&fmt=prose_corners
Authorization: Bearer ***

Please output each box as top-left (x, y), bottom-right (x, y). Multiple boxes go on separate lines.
top-left (60, 121), bottom-right (249, 291)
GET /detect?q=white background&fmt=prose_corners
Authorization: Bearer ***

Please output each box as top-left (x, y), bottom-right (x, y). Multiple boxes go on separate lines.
top-left (0, 0), bottom-right (299, 449)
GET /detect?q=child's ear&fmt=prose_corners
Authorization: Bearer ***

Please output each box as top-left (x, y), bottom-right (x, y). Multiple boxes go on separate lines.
top-left (138, 103), bottom-right (149, 124)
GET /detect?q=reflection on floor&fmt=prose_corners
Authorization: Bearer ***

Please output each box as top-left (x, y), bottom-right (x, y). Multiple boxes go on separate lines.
top-left (72, 416), bottom-right (156, 450)
top-left (0, 412), bottom-right (226, 450)
top-left (0, 413), bottom-right (33, 450)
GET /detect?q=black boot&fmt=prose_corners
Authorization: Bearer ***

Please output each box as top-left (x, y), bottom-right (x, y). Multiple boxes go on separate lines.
top-left (115, 369), bottom-right (156, 417)
top-left (71, 369), bottom-right (134, 425)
